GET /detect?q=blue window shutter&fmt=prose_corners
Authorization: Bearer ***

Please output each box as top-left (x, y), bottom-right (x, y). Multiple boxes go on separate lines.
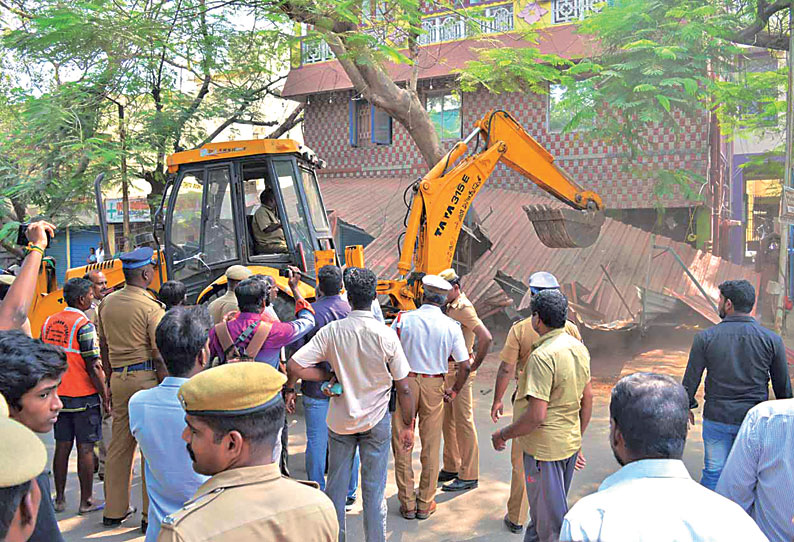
top-left (371, 105), bottom-right (392, 145)
top-left (349, 97), bottom-right (358, 147)
top-left (370, 104), bottom-right (376, 144)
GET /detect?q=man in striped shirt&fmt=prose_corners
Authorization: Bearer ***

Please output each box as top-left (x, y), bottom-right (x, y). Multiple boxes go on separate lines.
top-left (717, 398), bottom-right (794, 542)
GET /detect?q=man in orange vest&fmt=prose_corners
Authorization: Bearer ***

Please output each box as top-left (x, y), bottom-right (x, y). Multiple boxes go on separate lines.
top-left (41, 277), bottom-right (109, 515)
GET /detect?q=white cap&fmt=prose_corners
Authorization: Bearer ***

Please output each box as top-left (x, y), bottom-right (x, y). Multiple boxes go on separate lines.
top-left (422, 274), bottom-right (452, 293)
top-left (528, 271), bottom-right (560, 289)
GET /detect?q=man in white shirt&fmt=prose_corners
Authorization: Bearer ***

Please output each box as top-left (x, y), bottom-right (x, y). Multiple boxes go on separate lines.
top-left (717, 399), bottom-right (794, 542)
top-left (560, 373), bottom-right (768, 542)
top-left (288, 267), bottom-right (415, 542)
top-left (391, 275), bottom-right (471, 520)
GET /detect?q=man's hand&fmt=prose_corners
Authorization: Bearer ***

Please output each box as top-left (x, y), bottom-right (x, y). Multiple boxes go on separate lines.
top-left (284, 390), bottom-right (297, 414)
top-left (287, 265), bottom-right (302, 290)
top-left (688, 410), bottom-right (695, 429)
top-left (443, 387), bottom-right (458, 403)
top-left (26, 221), bottom-right (56, 250)
top-left (491, 429), bottom-right (507, 451)
top-left (102, 395), bottom-right (111, 417)
top-left (491, 400), bottom-right (504, 423)
top-left (399, 427), bottom-right (414, 452)
top-left (575, 450), bottom-right (587, 471)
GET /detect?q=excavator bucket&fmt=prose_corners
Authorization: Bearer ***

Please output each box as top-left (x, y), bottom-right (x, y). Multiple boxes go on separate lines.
top-left (524, 204), bottom-right (605, 249)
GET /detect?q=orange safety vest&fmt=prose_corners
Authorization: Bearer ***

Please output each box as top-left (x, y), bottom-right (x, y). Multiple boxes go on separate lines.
top-left (41, 308), bottom-right (97, 398)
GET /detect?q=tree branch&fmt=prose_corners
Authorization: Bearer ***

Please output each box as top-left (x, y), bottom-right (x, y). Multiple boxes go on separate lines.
top-left (266, 103), bottom-right (305, 139)
top-left (731, 0), bottom-right (790, 51)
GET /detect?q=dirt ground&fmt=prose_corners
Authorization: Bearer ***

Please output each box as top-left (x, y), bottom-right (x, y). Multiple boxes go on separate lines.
top-left (52, 327), bottom-right (717, 541)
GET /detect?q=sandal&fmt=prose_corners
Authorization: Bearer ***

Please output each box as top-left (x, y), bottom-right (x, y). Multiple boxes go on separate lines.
top-left (78, 500), bottom-right (105, 515)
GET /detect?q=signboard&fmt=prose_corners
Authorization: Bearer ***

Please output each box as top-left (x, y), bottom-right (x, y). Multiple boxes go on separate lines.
top-left (106, 198), bottom-right (151, 224)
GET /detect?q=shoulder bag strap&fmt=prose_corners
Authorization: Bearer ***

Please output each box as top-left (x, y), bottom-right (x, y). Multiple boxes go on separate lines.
top-left (244, 321), bottom-right (274, 359)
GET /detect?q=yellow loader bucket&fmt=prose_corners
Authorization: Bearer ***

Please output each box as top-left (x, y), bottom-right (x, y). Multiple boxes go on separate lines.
top-left (524, 204), bottom-right (605, 249)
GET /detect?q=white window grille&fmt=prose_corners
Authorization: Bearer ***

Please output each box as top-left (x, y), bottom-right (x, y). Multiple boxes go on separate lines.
top-left (481, 5), bottom-right (514, 33)
top-left (552, 0), bottom-right (604, 24)
top-left (302, 39), bottom-right (335, 64)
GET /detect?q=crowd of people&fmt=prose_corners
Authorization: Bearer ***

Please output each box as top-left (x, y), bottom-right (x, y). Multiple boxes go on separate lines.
top-left (0, 222), bottom-right (792, 542)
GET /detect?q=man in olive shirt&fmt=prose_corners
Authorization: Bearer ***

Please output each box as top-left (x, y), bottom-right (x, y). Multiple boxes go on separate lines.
top-left (208, 265), bottom-right (252, 324)
top-left (252, 190), bottom-right (287, 254)
top-left (437, 268), bottom-right (493, 492)
top-left (492, 272), bottom-right (581, 534)
top-left (160, 362), bottom-right (338, 542)
top-left (97, 247), bottom-right (166, 532)
top-left (492, 290), bottom-right (592, 542)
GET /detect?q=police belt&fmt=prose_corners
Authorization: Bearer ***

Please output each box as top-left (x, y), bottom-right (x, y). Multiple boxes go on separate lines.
top-left (112, 360), bottom-right (156, 373)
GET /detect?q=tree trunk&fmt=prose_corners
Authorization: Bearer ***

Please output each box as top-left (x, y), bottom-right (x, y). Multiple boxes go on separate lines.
top-left (119, 103), bottom-right (131, 251)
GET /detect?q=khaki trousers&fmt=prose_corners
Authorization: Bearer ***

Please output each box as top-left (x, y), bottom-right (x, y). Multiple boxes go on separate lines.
top-left (442, 363), bottom-right (479, 480)
top-left (97, 403), bottom-right (113, 477)
top-left (104, 369), bottom-right (158, 520)
top-left (392, 375), bottom-right (445, 510)
top-left (507, 409), bottom-right (529, 526)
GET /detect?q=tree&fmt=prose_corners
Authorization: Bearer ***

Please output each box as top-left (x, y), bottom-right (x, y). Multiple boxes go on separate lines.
top-left (0, 1), bottom-right (300, 239)
top-left (459, 0), bottom-right (787, 205)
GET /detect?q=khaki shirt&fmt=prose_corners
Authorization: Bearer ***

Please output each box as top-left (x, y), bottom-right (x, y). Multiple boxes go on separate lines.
top-left (85, 300), bottom-right (100, 324)
top-left (500, 317), bottom-right (581, 377)
top-left (208, 290), bottom-right (238, 325)
top-left (514, 328), bottom-right (591, 461)
top-left (252, 205), bottom-right (286, 250)
top-left (158, 463), bottom-right (338, 542)
top-left (96, 285), bottom-right (164, 368)
top-left (446, 292), bottom-right (484, 354)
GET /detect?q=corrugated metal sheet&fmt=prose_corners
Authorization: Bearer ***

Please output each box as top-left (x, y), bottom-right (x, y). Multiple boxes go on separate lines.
top-left (320, 178), bottom-right (761, 326)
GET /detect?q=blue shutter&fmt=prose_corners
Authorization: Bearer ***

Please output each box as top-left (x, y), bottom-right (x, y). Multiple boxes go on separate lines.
top-left (371, 105), bottom-right (393, 145)
top-left (349, 96), bottom-right (358, 147)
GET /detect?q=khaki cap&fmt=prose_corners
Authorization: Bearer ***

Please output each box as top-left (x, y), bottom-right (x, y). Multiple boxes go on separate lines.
top-left (0, 393), bottom-right (8, 417)
top-left (179, 362), bottom-right (286, 416)
top-left (438, 268), bottom-right (459, 282)
top-left (225, 265), bottom-right (253, 281)
top-left (0, 416), bottom-right (46, 486)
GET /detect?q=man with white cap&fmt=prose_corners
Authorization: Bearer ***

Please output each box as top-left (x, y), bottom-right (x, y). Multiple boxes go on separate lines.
top-left (391, 275), bottom-right (471, 520)
top-left (208, 265), bottom-right (253, 324)
top-left (437, 268), bottom-right (493, 493)
top-left (492, 271), bottom-right (582, 535)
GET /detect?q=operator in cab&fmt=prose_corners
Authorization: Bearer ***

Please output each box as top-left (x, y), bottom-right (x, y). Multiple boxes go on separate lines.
top-left (252, 190), bottom-right (288, 254)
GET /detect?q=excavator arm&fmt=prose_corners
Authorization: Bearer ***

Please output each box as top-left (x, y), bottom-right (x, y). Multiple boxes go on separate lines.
top-left (378, 109), bottom-right (605, 312)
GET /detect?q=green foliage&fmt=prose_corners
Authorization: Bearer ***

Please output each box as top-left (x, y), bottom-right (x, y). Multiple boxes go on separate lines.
top-left (0, 0), bottom-right (293, 224)
top-left (458, 0), bottom-right (788, 203)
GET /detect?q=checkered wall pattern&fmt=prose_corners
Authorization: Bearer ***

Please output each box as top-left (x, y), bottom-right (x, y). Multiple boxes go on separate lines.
top-left (303, 88), bottom-right (710, 210)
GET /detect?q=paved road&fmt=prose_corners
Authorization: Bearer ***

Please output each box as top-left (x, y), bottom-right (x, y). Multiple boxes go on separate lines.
top-left (53, 334), bottom-right (706, 541)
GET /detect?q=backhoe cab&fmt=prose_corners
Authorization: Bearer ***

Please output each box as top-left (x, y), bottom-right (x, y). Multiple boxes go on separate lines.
top-left (161, 139), bottom-right (332, 307)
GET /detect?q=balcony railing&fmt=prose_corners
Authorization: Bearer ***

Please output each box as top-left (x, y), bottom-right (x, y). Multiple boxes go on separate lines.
top-left (418, 4), bottom-right (514, 45)
top-left (300, 3), bottom-right (514, 64)
top-left (551, 0), bottom-right (604, 24)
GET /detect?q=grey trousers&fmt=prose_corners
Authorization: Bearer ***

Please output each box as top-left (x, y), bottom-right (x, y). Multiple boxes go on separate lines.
top-left (523, 452), bottom-right (577, 542)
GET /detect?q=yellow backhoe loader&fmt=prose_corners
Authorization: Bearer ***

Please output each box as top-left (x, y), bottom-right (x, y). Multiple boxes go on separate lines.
top-left (27, 109), bottom-right (604, 335)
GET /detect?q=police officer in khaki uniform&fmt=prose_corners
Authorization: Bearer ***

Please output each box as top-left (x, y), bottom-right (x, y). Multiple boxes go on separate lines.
top-left (437, 268), bottom-right (492, 492)
top-left (207, 265), bottom-right (252, 324)
top-left (0, 399), bottom-right (48, 542)
top-left (491, 272), bottom-right (581, 534)
top-left (97, 247), bottom-right (166, 531)
top-left (159, 362), bottom-right (338, 542)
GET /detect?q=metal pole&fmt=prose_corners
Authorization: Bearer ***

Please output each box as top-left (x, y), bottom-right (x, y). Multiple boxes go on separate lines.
top-left (775, 4), bottom-right (794, 333)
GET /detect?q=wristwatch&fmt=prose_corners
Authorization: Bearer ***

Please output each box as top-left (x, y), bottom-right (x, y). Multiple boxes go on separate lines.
top-left (283, 387), bottom-right (296, 394)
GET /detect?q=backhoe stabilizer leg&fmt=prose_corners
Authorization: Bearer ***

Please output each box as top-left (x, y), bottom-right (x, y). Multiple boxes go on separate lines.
top-left (524, 204), bottom-right (605, 249)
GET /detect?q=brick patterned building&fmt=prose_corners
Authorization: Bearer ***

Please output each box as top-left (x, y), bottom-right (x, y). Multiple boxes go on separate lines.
top-left (283, 0), bottom-right (713, 243)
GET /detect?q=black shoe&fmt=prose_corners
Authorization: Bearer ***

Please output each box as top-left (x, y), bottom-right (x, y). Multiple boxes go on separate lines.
top-left (442, 478), bottom-right (478, 492)
top-left (345, 496), bottom-right (356, 512)
top-left (503, 515), bottom-right (524, 534)
top-left (141, 520), bottom-right (148, 534)
top-left (437, 469), bottom-right (458, 483)
top-left (102, 507), bottom-right (136, 527)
